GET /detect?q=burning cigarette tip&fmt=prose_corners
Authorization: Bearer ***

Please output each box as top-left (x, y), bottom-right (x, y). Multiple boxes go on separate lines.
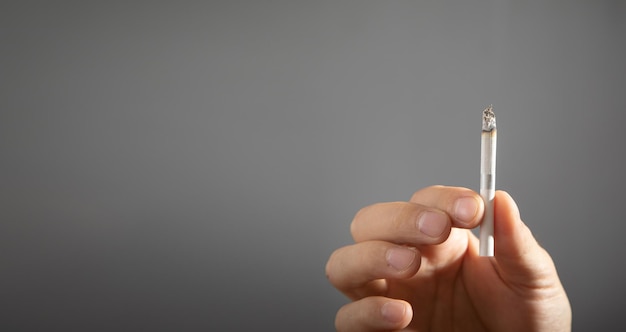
top-left (482, 105), bottom-right (496, 132)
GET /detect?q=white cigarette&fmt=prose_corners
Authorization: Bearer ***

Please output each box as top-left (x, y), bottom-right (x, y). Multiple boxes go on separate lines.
top-left (479, 105), bottom-right (497, 257)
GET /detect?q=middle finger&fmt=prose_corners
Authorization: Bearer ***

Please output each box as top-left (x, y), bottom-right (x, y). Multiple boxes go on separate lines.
top-left (326, 240), bottom-right (421, 299)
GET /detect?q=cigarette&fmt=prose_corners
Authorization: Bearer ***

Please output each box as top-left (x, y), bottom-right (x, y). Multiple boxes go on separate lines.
top-left (479, 105), bottom-right (497, 257)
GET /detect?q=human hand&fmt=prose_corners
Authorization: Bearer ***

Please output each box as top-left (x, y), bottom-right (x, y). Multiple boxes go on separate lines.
top-left (325, 185), bottom-right (571, 331)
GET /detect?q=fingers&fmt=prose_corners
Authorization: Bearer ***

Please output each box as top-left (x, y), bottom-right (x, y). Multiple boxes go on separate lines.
top-left (350, 186), bottom-right (484, 246)
top-left (493, 190), bottom-right (559, 288)
top-left (351, 201), bottom-right (452, 245)
top-left (411, 185), bottom-right (484, 228)
top-left (326, 241), bottom-right (421, 298)
top-left (332, 185), bottom-right (484, 299)
top-left (335, 297), bottom-right (412, 332)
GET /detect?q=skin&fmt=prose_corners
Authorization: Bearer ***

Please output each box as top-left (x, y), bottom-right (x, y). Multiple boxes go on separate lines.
top-left (326, 186), bottom-right (571, 331)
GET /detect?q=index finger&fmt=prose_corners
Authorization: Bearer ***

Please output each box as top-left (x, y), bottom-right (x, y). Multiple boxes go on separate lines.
top-left (410, 185), bottom-right (484, 228)
top-left (350, 201), bottom-right (451, 245)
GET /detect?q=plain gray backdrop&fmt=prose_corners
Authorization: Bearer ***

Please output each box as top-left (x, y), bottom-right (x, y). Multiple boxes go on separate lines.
top-left (2, 1), bottom-right (625, 331)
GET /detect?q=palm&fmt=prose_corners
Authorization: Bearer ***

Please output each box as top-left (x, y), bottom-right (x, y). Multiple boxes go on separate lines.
top-left (385, 228), bottom-right (549, 331)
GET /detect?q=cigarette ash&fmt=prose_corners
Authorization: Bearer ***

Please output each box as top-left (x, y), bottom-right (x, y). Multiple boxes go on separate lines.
top-left (482, 105), bottom-right (496, 132)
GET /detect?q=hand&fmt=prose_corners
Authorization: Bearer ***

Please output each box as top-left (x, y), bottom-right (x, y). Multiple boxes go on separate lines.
top-left (325, 185), bottom-right (571, 331)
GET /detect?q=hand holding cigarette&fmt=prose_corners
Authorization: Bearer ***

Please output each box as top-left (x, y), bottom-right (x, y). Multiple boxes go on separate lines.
top-left (326, 186), bottom-right (571, 331)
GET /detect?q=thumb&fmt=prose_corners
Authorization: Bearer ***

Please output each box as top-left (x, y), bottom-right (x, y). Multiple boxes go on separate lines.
top-left (493, 190), bottom-right (557, 287)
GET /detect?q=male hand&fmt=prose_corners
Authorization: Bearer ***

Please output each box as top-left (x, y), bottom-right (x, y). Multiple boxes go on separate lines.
top-left (325, 185), bottom-right (571, 331)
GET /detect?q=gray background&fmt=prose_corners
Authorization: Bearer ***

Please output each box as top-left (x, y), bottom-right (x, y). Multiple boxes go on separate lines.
top-left (2, 1), bottom-right (625, 331)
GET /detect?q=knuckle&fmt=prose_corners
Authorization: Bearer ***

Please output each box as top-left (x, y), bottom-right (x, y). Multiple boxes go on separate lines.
top-left (325, 250), bottom-right (339, 283)
top-left (411, 184), bottom-right (444, 201)
top-left (350, 204), bottom-right (372, 239)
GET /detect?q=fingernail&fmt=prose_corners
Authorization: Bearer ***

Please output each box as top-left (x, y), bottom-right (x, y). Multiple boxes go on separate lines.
top-left (386, 247), bottom-right (416, 271)
top-left (454, 197), bottom-right (479, 224)
top-left (381, 301), bottom-right (406, 323)
top-left (418, 211), bottom-right (447, 238)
